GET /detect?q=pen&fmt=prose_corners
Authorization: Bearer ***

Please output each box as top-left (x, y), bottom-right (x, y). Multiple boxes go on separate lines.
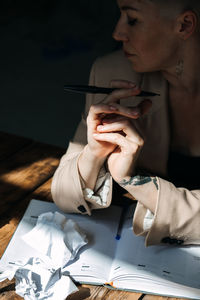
top-left (138, 294), bottom-right (146, 300)
top-left (64, 85), bottom-right (160, 97)
top-left (115, 203), bottom-right (129, 240)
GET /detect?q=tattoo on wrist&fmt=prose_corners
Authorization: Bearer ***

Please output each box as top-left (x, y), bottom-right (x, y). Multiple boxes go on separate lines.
top-left (120, 175), bottom-right (159, 190)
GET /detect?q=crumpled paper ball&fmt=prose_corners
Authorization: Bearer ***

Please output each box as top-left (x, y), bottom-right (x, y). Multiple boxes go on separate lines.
top-left (0, 211), bottom-right (88, 300)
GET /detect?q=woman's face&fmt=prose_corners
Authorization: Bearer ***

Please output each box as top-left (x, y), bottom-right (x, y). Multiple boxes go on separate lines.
top-left (113, 0), bottom-right (180, 73)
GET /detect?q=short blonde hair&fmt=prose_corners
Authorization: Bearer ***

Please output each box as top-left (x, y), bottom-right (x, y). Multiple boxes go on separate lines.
top-left (151, 0), bottom-right (200, 17)
top-left (147, 0), bottom-right (200, 33)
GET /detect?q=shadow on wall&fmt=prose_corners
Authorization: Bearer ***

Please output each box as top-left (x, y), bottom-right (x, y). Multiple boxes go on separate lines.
top-left (0, 0), bottom-right (119, 147)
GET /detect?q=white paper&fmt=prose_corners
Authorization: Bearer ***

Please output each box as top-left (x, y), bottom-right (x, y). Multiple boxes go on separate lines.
top-left (22, 211), bottom-right (88, 268)
top-left (0, 211), bottom-right (88, 299)
top-left (3, 257), bottom-right (78, 300)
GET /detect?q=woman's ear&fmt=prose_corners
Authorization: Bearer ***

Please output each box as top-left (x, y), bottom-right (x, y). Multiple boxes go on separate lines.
top-left (176, 10), bottom-right (198, 40)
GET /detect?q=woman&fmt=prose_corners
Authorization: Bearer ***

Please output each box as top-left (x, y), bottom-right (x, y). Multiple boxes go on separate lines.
top-left (51, 0), bottom-right (200, 246)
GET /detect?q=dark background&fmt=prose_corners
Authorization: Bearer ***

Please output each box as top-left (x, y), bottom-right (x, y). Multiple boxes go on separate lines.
top-left (0, 0), bottom-right (119, 147)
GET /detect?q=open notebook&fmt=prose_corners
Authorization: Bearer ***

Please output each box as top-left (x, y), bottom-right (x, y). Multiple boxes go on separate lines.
top-left (1, 199), bottom-right (200, 299)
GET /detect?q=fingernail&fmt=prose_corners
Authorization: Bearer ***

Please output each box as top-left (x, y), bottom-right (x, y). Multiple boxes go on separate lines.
top-left (100, 113), bottom-right (106, 118)
top-left (131, 85), bottom-right (139, 90)
top-left (129, 82), bottom-right (137, 88)
top-left (97, 125), bottom-right (103, 130)
top-left (109, 105), bottom-right (118, 111)
top-left (129, 110), bottom-right (140, 116)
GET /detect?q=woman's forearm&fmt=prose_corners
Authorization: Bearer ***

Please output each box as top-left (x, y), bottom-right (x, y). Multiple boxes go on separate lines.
top-left (119, 175), bottom-right (159, 213)
top-left (78, 145), bottom-right (107, 190)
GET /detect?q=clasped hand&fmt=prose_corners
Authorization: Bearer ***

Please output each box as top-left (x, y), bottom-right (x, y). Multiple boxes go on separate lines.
top-left (86, 80), bottom-right (152, 183)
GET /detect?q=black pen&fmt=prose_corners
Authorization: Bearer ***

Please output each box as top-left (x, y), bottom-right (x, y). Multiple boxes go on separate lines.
top-left (115, 203), bottom-right (129, 240)
top-left (64, 85), bottom-right (160, 97)
top-left (138, 294), bottom-right (146, 300)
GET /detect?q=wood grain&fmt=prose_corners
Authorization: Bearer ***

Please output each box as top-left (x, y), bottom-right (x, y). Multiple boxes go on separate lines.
top-left (0, 131), bottom-right (32, 161)
top-left (0, 180), bottom-right (54, 257)
top-left (0, 141), bottom-right (65, 222)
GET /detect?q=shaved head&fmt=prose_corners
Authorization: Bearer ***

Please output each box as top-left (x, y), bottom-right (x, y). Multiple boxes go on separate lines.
top-left (150, 0), bottom-right (200, 16)
top-left (123, 0), bottom-right (200, 18)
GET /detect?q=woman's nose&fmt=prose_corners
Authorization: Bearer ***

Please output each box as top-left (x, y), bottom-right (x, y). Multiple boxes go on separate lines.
top-left (112, 22), bottom-right (129, 42)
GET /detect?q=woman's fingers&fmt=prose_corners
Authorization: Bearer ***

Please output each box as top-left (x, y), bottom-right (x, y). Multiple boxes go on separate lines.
top-left (88, 102), bottom-right (141, 121)
top-left (88, 100), bottom-right (152, 125)
top-left (97, 80), bottom-right (152, 116)
top-left (96, 119), bottom-right (144, 146)
top-left (109, 99), bottom-right (152, 117)
top-left (87, 78), bottom-right (152, 124)
top-left (88, 79), bottom-right (153, 120)
top-left (93, 132), bottom-right (142, 154)
top-left (102, 86), bottom-right (141, 104)
top-left (110, 79), bottom-right (138, 89)
top-left (101, 114), bottom-right (127, 124)
top-left (97, 80), bottom-right (141, 105)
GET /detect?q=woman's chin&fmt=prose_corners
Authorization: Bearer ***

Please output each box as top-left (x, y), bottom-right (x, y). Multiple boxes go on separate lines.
top-left (131, 62), bottom-right (155, 73)
top-left (131, 63), bottom-right (146, 73)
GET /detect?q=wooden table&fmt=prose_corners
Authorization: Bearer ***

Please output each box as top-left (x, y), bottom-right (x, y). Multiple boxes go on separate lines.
top-left (0, 131), bottom-right (187, 300)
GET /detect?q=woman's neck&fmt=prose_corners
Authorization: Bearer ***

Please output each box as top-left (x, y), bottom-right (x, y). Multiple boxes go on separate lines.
top-left (162, 38), bottom-right (200, 98)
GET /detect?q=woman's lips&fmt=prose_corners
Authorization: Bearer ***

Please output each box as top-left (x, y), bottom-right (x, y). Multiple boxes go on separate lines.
top-left (123, 50), bottom-right (135, 58)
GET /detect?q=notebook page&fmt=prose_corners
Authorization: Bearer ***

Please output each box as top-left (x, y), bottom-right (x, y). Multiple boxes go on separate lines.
top-left (0, 200), bottom-right (122, 285)
top-left (109, 206), bottom-right (200, 298)
top-left (65, 205), bottom-right (122, 284)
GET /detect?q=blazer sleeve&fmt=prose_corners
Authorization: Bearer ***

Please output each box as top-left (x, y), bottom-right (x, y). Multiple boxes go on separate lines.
top-left (133, 177), bottom-right (200, 246)
top-left (51, 57), bottom-right (113, 214)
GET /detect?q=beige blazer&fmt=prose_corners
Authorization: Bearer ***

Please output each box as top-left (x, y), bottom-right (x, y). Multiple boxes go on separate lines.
top-left (51, 50), bottom-right (200, 246)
